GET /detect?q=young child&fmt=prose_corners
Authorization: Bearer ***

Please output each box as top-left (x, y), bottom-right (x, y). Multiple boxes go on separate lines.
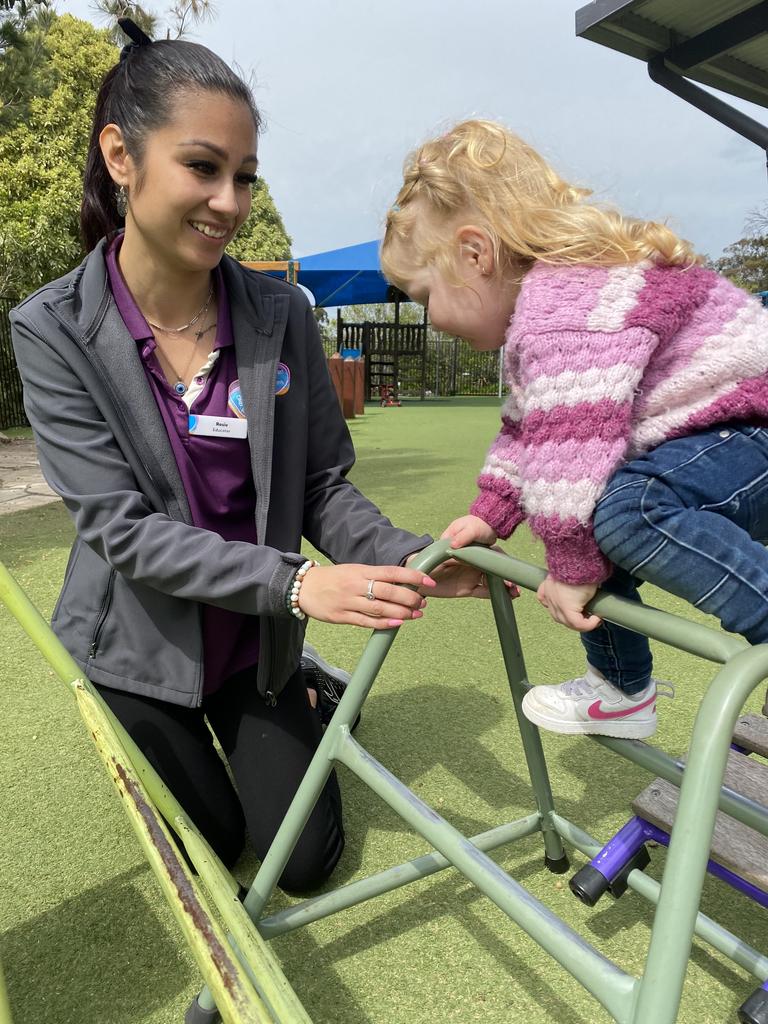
top-left (381, 118), bottom-right (768, 740)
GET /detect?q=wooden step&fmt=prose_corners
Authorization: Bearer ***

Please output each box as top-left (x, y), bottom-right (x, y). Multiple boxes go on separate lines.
top-left (732, 713), bottom-right (768, 758)
top-left (632, 749), bottom-right (768, 894)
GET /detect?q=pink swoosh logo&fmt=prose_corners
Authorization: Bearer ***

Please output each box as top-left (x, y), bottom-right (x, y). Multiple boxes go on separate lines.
top-left (588, 693), bottom-right (656, 720)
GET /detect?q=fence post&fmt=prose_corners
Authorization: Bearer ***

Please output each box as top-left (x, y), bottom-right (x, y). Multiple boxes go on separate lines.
top-left (0, 297), bottom-right (26, 431)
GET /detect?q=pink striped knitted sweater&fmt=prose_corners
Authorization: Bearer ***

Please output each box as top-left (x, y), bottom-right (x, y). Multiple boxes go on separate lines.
top-left (470, 261), bottom-right (768, 585)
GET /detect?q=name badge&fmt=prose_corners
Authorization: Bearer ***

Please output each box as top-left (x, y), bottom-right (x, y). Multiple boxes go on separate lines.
top-left (188, 414), bottom-right (248, 439)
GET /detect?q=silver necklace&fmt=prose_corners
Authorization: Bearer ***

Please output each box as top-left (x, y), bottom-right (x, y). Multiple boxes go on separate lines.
top-left (148, 286), bottom-right (215, 396)
top-left (147, 283), bottom-right (214, 336)
top-left (157, 337), bottom-right (208, 397)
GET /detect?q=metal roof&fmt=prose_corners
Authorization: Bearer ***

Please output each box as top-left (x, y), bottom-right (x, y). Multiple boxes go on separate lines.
top-left (576, 0), bottom-right (768, 109)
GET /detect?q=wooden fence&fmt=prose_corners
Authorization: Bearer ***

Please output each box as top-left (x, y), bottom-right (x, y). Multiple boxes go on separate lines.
top-left (0, 298), bottom-right (26, 430)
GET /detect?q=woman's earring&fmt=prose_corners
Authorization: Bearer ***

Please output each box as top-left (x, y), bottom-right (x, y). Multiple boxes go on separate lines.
top-left (115, 184), bottom-right (128, 218)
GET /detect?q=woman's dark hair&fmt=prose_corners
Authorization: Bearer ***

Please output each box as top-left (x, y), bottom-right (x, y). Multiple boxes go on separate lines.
top-left (81, 32), bottom-right (261, 251)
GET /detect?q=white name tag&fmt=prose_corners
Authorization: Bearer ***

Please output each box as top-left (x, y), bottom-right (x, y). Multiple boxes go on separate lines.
top-left (188, 414), bottom-right (248, 439)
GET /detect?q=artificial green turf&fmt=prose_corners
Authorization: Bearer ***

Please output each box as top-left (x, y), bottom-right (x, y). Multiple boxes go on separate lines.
top-left (1, 397), bottom-right (766, 1023)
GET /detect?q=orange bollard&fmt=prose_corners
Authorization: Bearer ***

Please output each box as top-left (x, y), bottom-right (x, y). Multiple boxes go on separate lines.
top-left (342, 358), bottom-right (356, 419)
top-left (327, 353), bottom-right (343, 410)
top-left (354, 359), bottom-right (365, 415)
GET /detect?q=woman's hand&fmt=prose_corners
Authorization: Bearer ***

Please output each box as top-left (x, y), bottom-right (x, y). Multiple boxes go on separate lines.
top-left (297, 563), bottom-right (435, 629)
top-left (404, 551), bottom-right (520, 600)
top-left (440, 514), bottom-right (498, 549)
top-left (536, 575), bottom-right (602, 631)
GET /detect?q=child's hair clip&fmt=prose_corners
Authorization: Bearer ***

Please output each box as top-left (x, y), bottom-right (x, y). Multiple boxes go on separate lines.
top-left (391, 203), bottom-right (401, 213)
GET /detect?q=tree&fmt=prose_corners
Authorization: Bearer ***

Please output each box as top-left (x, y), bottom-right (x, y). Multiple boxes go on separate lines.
top-left (0, 0), bottom-right (54, 129)
top-left (711, 236), bottom-right (768, 293)
top-left (0, 14), bottom-right (117, 296)
top-left (226, 180), bottom-right (291, 263)
top-left (92, 0), bottom-right (215, 42)
top-left (0, 10), bottom-right (291, 298)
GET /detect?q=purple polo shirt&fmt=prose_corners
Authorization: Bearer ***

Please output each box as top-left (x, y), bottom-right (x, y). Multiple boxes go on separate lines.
top-left (106, 236), bottom-right (260, 695)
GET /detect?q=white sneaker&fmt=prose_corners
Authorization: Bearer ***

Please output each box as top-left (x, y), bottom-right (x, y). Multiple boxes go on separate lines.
top-left (521, 666), bottom-right (674, 739)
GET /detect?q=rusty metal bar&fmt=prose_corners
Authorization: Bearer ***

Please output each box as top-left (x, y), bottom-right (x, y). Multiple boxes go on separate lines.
top-left (0, 560), bottom-right (309, 1024)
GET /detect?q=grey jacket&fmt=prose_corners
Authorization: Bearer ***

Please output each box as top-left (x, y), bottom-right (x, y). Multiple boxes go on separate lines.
top-left (11, 242), bottom-right (430, 707)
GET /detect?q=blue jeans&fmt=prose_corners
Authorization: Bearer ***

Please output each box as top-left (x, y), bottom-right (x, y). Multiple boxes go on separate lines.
top-left (581, 424), bottom-right (768, 694)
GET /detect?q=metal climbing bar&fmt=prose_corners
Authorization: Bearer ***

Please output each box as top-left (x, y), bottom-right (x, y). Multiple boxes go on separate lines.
top-left (0, 560), bottom-right (311, 1024)
top-left (0, 960), bottom-right (12, 1024)
top-left (192, 540), bottom-right (768, 1024)
top-left (5, 538), bottom-right (768, 1023)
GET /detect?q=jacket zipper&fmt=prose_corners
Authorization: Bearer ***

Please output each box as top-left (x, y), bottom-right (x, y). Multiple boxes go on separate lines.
top-left (262, 616), bottom-right (277, 706)
top-left (89, 568), bottom-right (115, 659)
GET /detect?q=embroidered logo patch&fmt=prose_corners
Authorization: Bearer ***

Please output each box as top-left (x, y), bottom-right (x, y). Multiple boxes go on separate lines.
top-left (275, 362), bottom-right (291, 396)
top-left (228, 380), bottom-right (246, 418)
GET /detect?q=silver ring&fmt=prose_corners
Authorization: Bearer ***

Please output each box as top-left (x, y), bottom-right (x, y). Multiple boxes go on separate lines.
top-left (365, 579), bottom-right (376, 601)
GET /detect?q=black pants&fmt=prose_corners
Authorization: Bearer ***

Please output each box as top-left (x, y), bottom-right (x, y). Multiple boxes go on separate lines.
top-left (96, 665), bottom-right (344, 893)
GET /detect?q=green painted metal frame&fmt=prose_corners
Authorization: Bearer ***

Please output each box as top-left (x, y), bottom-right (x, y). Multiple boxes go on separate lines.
top-left (0, 560), bottom-right (311, 1024)
top-left (5, 541), bottom-right (768, 1024)
top-left (188, 539), bottom-right (768, 1024)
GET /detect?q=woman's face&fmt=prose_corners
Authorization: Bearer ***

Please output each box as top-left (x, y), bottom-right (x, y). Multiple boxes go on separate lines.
top-left (123, 89), bottom-right (258, 274)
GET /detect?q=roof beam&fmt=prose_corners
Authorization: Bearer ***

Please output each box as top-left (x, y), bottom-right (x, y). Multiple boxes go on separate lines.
top-left (665, 1), bottom-right (768, 69)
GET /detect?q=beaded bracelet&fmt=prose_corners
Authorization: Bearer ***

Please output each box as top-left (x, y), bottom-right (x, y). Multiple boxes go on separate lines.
top-left (286, 559), bottom-right (318, 620)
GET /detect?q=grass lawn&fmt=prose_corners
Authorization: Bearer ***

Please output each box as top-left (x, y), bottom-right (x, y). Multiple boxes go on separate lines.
top-left (1, 397), bottom-right (766, 1024)
top-left (0, 428), bottom-right (33, 440)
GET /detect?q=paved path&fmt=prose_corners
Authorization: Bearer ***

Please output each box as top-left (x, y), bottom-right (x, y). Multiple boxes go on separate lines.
top-left (0, 439), bottom-right (60, 515)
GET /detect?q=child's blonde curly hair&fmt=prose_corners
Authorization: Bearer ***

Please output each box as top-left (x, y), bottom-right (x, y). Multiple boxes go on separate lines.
top-left (381, 119), bottom-right (698, 293)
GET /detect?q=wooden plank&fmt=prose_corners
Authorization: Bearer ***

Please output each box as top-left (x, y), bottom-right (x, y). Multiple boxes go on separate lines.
top-left (632, 750), bottom-right (768, 893)
top-left (733, 713), bottom-right (768, 758)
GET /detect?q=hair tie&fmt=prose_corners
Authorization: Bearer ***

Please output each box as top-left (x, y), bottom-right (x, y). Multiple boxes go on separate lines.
top-left (118, 17), bottom-right (153, 62)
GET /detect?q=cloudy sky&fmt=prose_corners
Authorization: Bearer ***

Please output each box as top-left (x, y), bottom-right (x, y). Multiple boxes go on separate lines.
top-left (67, 0), bottom-right (768, 261)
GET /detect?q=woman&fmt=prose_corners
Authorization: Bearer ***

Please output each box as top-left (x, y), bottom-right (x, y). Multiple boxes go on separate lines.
top-left (11, 21), bottom-right (486, 892)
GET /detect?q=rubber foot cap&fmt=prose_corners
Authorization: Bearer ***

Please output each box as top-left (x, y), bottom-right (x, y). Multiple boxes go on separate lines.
top-left (185, 999), bottom-right (221, 1024)
top-left (739, 988), bottom-right (768, 1024)
top-left (544, 852), bottom-right (570, 874)
top-left (569, 864), bottom-right (610, 907)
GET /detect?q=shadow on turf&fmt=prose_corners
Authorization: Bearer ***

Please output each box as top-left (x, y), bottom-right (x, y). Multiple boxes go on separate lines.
top-left (274, 851), bottom-right (601, 1024)
top-left (280, 681), bottom-right (760, 1019)
top-left (328, 682), bottom-right (659, 861)
top-left (0, 864), bottom-right (196, 1024)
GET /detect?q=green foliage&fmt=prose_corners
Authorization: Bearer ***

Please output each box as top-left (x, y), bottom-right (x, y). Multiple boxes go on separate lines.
top-left (0, 0), bottom-right (47, 13)
top-left (92, 0), bottom-right (215, 42)
top-left (0, 14), bottom-right (117, 296)
top-left (710, 235), bottom-right (768, 293)
top-left (0, 1), bottom-right (54, 130)
top-left (225, 178), bottom-right (291, 262)
top-left (0, 10), bottom-right (291, 299)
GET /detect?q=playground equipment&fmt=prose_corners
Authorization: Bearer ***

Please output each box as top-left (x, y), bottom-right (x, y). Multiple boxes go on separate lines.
top-left (4, 541), bottom-right (768, 1022)
top-left (378, 383), bottom-right (401, 407)
top-left (0, 560), bottom-right (313, 1024)
top-left (153, 537), bottom-right (768, 1024)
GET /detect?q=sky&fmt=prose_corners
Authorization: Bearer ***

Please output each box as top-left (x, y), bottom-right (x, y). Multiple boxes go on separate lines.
top-left (64, 0), bottom-right (768, 262)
